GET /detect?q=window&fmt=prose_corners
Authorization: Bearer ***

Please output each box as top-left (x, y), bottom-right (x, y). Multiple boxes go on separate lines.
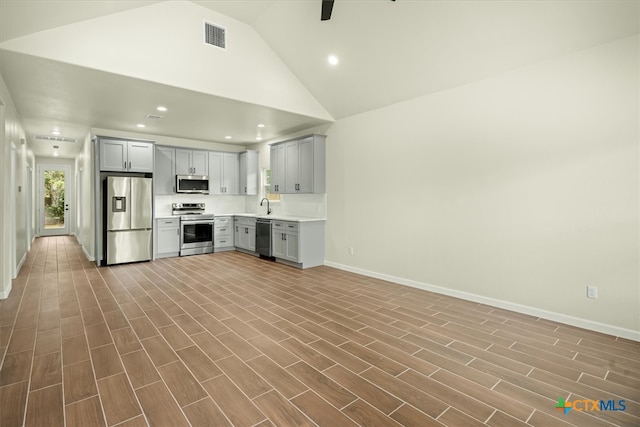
top-left (262, 168), bottom-right (280, 201)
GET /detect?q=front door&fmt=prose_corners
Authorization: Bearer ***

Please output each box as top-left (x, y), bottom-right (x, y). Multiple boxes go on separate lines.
top-left (39, 165), bottom-right (70, 236)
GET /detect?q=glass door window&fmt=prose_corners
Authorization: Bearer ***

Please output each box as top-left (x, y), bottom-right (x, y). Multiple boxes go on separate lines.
top-left (39, 165), bottom-right (70, 236)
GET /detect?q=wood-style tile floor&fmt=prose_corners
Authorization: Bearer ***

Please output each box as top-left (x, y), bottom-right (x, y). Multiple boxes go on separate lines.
top-left (1, 236), bottom-right (638, 427)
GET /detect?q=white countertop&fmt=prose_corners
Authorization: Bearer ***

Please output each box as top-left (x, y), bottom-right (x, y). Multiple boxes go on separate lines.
top-left (218, 213), bottom-right (326, 222)
top-left (155, 213), bottom-right (325, 222)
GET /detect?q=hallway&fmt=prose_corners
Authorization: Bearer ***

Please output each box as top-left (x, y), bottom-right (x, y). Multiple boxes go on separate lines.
top-left (0, 236), bottom-right (638, 426)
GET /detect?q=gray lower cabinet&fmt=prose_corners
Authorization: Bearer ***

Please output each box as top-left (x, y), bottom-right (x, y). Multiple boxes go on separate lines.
top-left (272, 221), bottom-right (299, 262)
top-left (156, 218), bottom-right (180, 258)
top-left (234, 216), bottom-right (256, 252)
top-left (271, 220), bottom-right (325, 268)
top-left (214, 216), bottom-right (234, 251)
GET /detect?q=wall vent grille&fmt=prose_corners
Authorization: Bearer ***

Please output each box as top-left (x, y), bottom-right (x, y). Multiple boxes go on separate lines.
top-left (33, 135), bottom-right (77, 143)
top-left (144, 114), bottom-right (163, 120)
top-left (205, 22), bottom-right (226, 49)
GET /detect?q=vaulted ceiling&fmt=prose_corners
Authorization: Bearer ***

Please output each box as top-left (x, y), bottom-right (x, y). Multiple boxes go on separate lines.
top-left (1, 0), bottom-right (637, 158)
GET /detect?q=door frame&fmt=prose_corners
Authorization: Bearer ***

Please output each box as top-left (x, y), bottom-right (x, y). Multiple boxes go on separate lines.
top-left (10, 142), bottom-right (16, 278)
top-left (38, 164), bottom-right (71, 236)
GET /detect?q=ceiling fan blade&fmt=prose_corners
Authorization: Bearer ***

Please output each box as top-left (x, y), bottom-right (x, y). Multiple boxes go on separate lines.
top-left (321, 0), bottom-right (334, 21)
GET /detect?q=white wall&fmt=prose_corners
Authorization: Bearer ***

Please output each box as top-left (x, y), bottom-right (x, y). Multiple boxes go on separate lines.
top-left (1, 1), bottom-right (331, 121)
top-left (325, 36), bottom-right (639, 338)
top-left (0, 74), bottom-right (34, 298)
top-left (75, 133), bottom-right (94, 260)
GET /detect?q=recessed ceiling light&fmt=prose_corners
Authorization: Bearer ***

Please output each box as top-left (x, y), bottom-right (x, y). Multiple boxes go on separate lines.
top-left (136, 123), bottom-right (146, 128)
top-left (257, 124), bottom-right (265, 128)
top-left (156, 106), bottom-right (167, 112)
top-left (328, 55), bottom-right (339, 65)
top-left (51, 130), bottom-right (61, 135)
top-left (256, 137), bottom-right (263, 141)
top-left (225, 136), bottom-right (232, 139)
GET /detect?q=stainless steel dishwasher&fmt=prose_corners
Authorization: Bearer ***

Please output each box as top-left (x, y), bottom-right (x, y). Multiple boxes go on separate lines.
top-left (256, 218), bottom-right (274, 259)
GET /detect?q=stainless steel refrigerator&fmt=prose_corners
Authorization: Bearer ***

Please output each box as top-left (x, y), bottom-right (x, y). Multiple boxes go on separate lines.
top-left (106, 176), bottom-right (153, 265)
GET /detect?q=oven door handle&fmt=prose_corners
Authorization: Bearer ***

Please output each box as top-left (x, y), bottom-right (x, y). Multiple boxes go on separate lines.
top-left (181, 220), bottom-right (215, 225)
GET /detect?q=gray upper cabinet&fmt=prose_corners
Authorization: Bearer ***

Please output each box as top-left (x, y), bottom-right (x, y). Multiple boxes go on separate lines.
top-left (155, 146), bottom-right (176, 194)
top-left (239, 150), bottom-right (259, 195)
top-left (284, 140), bottom-right (300, 193)
top-left (270, 134), bottom-right (325, 194)
top-left (99, 139), bottom-right (154, 173)
top-left (209, 152), bottom-right (238, 195)
top-left (175, 149), bottom-right (208, 176)
top-left (270, 143), bottom-right (286, 194)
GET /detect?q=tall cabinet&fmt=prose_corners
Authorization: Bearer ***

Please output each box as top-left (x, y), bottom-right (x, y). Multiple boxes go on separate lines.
top-left (155, 146), bottom-right (176, 194)
top-left (270, 134), bottom-right (325, 194)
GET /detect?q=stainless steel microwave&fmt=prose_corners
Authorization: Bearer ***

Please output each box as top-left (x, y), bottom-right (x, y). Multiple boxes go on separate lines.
top-left (176, 175), bottom-right (209, 194)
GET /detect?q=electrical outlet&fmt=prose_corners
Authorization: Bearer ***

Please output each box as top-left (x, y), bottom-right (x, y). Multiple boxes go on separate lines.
top-left (348, 247), bottom-right (354, 255)
top-left (587, 285), bottom-right (598, 299)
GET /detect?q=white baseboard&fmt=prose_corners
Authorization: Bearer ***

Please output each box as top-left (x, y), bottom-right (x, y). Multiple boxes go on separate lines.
top-left (0, 282), bottom-right (12, 299)
top-left (81, 244), bottom-right (95, 262)
top-left (324, 261), bottom-right (640, 342)
top-left (74, 235), bottom-right (95, 261)
top-left (15, 252), bottom-right (26, 278)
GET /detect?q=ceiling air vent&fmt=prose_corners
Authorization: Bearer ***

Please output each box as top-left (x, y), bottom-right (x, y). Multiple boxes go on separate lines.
top-left (34, 135), bottom-right (77, 143)
top-left (204, 21), bottom-right (226, 49)
top-left (144, 114), bottom-right (163, 120)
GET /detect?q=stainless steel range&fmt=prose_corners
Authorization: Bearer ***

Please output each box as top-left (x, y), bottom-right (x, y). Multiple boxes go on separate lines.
top-left (172, 203), bottom-right (214, 256)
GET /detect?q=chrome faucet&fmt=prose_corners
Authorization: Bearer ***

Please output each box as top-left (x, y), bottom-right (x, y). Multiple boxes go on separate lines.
top-left (260, 198), bottom-right (271, 215)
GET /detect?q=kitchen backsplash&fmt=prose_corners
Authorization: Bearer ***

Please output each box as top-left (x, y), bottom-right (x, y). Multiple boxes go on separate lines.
top-left (155, 193), bottom-right (326, 218)
top-left (248, 193), bottom-right (326, 218)
top-left (155, 194), bottom-right (246, 216)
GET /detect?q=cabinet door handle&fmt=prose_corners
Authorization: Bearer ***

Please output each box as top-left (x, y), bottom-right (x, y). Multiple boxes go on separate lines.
top-left (129, 161), bottom-right (132, 169)
top-left (124, 162), bottom-right (127, 169)
top-left (283, 233), bottom-right (287, 241)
